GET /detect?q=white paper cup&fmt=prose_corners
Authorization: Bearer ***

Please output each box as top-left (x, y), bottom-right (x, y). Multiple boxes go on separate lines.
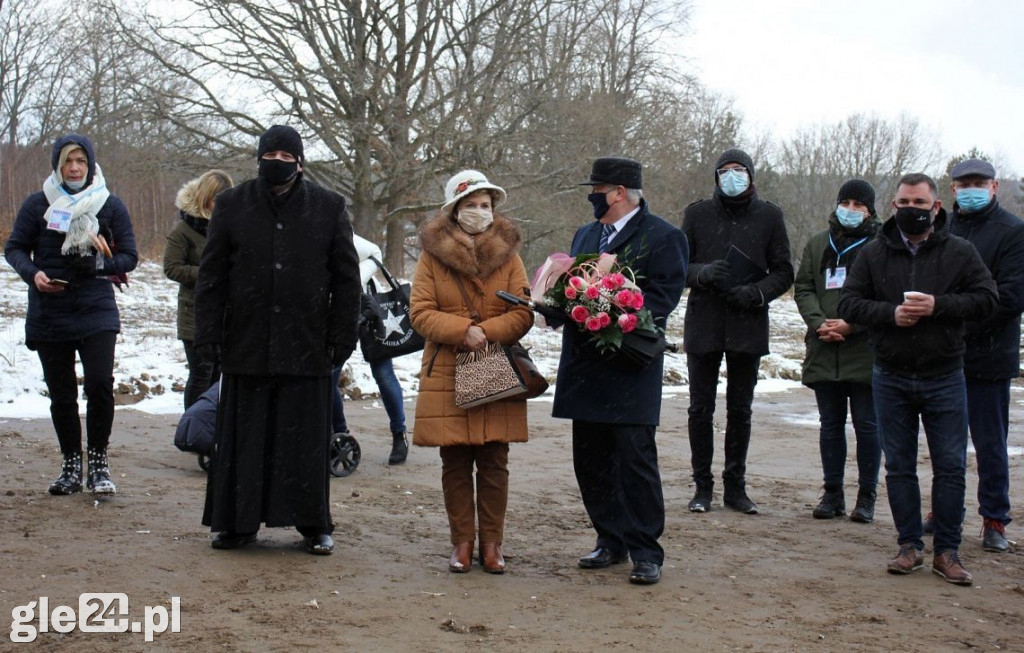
top-left (904, 291), bottom-right (927, 302)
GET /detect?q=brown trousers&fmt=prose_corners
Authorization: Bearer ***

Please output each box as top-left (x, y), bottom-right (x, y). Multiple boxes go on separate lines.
top-left (439, 442), bottom-right (509, 544)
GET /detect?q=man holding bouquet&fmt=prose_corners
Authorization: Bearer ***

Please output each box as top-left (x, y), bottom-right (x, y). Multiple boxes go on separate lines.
top-left (551, 156), bottom-right (688, 585)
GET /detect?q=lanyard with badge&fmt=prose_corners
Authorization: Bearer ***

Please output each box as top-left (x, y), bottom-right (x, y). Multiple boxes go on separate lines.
top-left (825, 234), bottom-right (867, 290)
top-left (46, 186), bottom-right (77, 234)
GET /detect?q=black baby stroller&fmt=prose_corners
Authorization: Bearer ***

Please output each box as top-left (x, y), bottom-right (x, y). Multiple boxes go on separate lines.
top-left (174, 381), bottom-right (218, 472)
top-left (329, 431), bottom-right (360, 477)
top-left (175, 380), bottom-right (361, 476)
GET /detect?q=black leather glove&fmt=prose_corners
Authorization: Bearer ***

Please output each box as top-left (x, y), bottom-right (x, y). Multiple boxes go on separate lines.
top-left (725, 284), bottom-right (763, 310)
top-left (65, 255), bottom-right (98, 281)
top-left (97, 219), bottom-right (113, 244)
top-left (697, 259), bottom-right (731, 290)
top-left (195, 343), bottom-right (222, 367)
top-left (329, 345), bottom-right (354, 366)
top-left (534, 303), bottom-right (568, 328)
top-left (359, 294), bottom-right (385, 340)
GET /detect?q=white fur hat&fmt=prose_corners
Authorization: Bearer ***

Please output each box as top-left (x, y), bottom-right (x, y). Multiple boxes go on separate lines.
top-left (441, 170), bottom-right (507, 216)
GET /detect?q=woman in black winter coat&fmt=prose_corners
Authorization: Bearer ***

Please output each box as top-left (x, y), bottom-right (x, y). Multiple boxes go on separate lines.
top-left (4, 134), bottom-right (138, 496)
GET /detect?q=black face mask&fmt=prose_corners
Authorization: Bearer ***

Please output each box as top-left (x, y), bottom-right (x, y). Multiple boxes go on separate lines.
top-left (587, 192), bottom-right (610, 220)
top-left (894, 205), bottom-right (933, 236)
top-left (258, 158), bottom-right (299, 187)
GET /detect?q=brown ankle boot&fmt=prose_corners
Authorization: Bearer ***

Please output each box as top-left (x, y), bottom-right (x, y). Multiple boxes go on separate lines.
top-left (448, 541), bottom-right (472, 573)
top-left (480, 541), bottom-right (505, 574)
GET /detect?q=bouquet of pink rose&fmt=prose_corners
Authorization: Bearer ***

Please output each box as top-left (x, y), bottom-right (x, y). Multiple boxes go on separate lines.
top-left (530, 251), bottom-right (657, 352)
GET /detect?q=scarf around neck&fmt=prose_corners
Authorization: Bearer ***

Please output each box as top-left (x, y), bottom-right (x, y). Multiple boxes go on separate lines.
top-left (42, 164), bottom-right (111, 256)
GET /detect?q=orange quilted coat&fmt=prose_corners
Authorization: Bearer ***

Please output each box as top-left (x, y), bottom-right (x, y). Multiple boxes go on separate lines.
top-left (410, 211), bottom-right (534, 447)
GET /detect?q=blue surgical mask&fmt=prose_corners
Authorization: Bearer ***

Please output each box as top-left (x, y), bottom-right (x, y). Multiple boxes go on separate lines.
top-left (956, 188), bottom-right (991, 213)
top-left (64, 178), bottom-right (86, 191)
top-left (835, 206), bottom-right (865, 229)
top-left (719, 169), bottom-right (749, 197)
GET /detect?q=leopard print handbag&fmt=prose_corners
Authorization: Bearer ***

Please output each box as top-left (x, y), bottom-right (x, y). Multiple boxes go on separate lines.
top-left (454, 342), bottom-right (530, 408)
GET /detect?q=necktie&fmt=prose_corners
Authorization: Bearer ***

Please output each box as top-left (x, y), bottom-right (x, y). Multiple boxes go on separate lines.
top-left (599, 223), bottom-right (615, 253)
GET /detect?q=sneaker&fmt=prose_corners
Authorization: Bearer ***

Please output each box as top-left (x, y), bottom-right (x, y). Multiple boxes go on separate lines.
top-left (688, 485), bottom-right (713, 513)
top-left (48, 452), bottom-right (83, 495)
top-left (812, 486), bottom-right (845, 519)
top-left (932, 550), bottom-right (972, 586)
top-left (849, 487), bottom-right (876, 523)
top-left (724, 488), bottom-right (759, 515)
top-left (923, 511), bottom-right (935, 535)
top-left (886, 544), bottom-right (924, 574)
top-left (981, 519), bottom-right (1008, 553)
top-left (388, 431), bottom-right (408, 465)
top-left (86, 447), bottom-right (116, 495)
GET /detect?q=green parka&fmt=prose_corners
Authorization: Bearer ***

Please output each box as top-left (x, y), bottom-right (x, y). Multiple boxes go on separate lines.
top-left (794, 218), bottom-right (878, 386)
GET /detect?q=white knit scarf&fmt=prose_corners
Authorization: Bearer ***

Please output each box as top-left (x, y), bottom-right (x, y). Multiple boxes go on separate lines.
top-left (42, 165), bottom-right (111, 256)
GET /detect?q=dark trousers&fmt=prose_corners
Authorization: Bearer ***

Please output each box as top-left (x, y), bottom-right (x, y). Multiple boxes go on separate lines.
top-left (966, 378), bottom-right (1012, 525)
top-left (687, 351), bottom-right (760, 488)
top-left (182, 339), bottom-right (219, 410)
top-left (812, 381), bottom-right (881, 489)
top-left (35, 332), bottom-right (117, 455)
top-left (874, 367), bottom-right (967, 553)
top-left (573, 420), bottom-right (664, 565)
top-left (439, 443), bottom-right (510, 544)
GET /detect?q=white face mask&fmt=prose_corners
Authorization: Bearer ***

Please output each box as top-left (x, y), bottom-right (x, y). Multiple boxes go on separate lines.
top-left (457, 207), bottom-right (493, 234)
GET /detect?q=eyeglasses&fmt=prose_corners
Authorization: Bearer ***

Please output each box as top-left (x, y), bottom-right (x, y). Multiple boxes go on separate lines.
top-left (717, 167), bottom-right (747, 176)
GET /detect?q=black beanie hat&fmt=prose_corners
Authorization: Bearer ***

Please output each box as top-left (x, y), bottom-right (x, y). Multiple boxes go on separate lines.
top-left (837, 178), bottom-right (876, 215)
top-left (257, 125), bottom-right (304, 162)
top-left (714, 148), bottom-right (755, 182)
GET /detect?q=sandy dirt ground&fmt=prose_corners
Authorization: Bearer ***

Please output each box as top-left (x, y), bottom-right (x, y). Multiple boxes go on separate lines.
top-left (1, 385), bottom-right (1022, 652)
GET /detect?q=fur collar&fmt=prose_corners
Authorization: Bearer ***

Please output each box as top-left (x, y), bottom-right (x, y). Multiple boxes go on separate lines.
top-left (419, 211), bottom-right (522, 278)
top-left (175, 178), bottom-right (208, 219)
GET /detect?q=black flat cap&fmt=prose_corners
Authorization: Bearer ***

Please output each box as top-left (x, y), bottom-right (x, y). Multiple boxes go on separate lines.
top-left (951, 158), bottom-right (996, 180)
top-left (579, 157), bottom-right (642, 189)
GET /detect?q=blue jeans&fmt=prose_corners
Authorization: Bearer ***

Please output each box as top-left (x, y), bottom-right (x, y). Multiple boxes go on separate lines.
top-left (873, 367), bottom-right (968, 553)
top-left (331, 360), bottom-right (406, 435)
top-left (370, 358), bottom-right (406, 434)
top-left (812, 381), bottom-right (880, 489)
top-left (966, 378), bottom-right (1012, 525)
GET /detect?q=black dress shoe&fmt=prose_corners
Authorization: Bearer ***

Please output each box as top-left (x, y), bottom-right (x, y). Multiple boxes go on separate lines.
top-left (304, 533), bottom-right (335, 555)
top-left (211, 532), bottom-right (257, 550)
top-left (578, 547), bottom-right (629, 569)
top-left (629, 560), bottom-right (662, 584)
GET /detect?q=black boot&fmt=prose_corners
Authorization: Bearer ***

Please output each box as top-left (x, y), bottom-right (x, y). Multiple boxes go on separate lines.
top-left (812, 485), bottom-right (845, 519)
top-left (688, 483), bottom-right (714, 512)
top-left (48, 452), bottom-right (83, 495)
top-left (86, 447), bottom-right (116, 495)
top-left (723, 483), bottom-right (759, 515)
top-left (388, 431), bottom-right (408, 465)
top-left (849, 486), bottom-right (876, 523)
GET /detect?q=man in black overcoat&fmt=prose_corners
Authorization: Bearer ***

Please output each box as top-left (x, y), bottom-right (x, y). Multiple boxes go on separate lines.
top-left (195, 125), bottom-right (361, 555)
top-left (681, 148), bottom-right (793, 515)
top-left (552, 157), bottom-right (688, 584)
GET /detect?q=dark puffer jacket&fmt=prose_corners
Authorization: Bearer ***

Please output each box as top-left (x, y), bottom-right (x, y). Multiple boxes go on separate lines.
top-left (4, 135), bottom-right (138, 346)
top-left (838, 210), bottom-right (998, 378)
top-left (947, 197), bottom-right (1024, 380)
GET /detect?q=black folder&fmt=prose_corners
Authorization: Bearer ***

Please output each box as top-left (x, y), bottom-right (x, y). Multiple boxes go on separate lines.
top-left (725, 244), bottom-right (768, 287)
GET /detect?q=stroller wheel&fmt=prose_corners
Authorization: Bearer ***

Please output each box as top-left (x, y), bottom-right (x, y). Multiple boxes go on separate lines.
top-left (329, 433), bottom-right (361, 477)
top-left (198, 453), bottom-right (211, 472)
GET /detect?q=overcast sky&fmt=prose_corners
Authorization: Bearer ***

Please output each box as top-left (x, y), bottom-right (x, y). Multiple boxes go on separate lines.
top-left (680, 0), bottom-right (1024, 177)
